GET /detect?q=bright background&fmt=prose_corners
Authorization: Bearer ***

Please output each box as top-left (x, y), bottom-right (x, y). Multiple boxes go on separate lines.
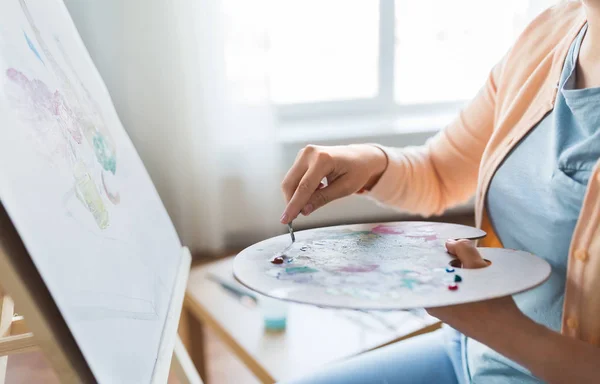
top-left (65, 0), bottom-right (556, 254)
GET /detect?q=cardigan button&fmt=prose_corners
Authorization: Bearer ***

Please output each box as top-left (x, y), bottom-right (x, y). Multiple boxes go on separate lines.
top-left (566, 317), bottom-right (578, 330)
top-left (574, 249), bottom-right (588, 262)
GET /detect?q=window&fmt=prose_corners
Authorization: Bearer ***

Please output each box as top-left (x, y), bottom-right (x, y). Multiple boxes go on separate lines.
top-left (394, 0), bottom-right (547, 104)
top-left (267, 1), bottom-right (379, 105)
top-left (225, 0), bottom-right (556, 121)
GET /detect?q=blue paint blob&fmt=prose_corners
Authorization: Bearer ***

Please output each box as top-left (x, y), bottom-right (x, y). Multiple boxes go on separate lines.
top-left (445, 267), bottom-right (455, 273)
top-left (24, 31), bottom-right (44, 64)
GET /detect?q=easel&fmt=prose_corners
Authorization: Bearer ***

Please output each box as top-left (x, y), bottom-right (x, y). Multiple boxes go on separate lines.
top-left (0, 206), bottom-right (203, 384)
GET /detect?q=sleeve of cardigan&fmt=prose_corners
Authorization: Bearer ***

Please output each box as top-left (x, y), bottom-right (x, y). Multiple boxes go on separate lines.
top-left (366, 57), bottom-right (506, 216)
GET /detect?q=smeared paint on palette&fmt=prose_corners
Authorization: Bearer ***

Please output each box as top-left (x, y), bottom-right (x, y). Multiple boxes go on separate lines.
top-left (262, 222), bottom-right (463, 299)
top-left (234, 222), bottom-right (552, 310)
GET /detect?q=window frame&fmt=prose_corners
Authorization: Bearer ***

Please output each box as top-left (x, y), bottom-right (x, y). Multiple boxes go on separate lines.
top-left (275, 0), bottom-right (463, 122)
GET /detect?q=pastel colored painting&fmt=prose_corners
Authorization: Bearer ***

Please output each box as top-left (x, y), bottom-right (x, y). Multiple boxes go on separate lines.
top-left (0, 0), bottom-right (182, 382)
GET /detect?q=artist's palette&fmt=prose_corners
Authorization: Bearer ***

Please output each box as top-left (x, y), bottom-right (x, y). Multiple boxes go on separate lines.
top-left (233, 222), bottom-right (551, 310)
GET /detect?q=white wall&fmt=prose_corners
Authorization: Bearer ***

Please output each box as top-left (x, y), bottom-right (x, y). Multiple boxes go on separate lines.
top-left (63, 0), bottom-right (473, 252)
top-left (64, 0), bottom-right (220, 251)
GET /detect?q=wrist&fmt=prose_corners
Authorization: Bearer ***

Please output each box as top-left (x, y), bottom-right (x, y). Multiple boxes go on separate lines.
top-left (362, 144), bottom-right (388, 191)
top-left (443, 297), bottom-right (528, 342)
top-left (463, 301), bottom-right (532, 347)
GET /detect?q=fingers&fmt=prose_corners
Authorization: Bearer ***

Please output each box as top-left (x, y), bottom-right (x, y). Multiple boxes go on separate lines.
top-left (281, 158), bottom-right (308, 204)
top-left (445, 239), bottom-right (488, 269)
top-left (281, 146), bottom-right (331, 203)
top-left (301, 175), bottom-right (352, 215)
top-left (280, 152), bottom-right (334, 223)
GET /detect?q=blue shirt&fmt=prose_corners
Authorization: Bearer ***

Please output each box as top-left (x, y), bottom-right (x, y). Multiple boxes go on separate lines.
top-left (465, 24), bottom-right (600, 383)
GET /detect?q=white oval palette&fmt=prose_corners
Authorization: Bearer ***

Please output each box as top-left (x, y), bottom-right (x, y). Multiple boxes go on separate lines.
top-left (233, 222), bottom-right (551, 310)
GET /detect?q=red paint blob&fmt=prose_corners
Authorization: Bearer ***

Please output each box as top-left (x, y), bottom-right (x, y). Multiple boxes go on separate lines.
top-left (448, 284), bottom-right (458, 291)
top-left (271, 257), bottom-right (284, 264)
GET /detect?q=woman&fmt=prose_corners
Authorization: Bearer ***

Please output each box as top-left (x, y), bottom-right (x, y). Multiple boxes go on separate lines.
top-left (278, 1), bottom-right (600, 383)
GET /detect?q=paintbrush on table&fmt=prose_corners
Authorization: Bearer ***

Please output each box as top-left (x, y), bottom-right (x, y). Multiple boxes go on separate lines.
top-left (206, 273), bottom-right (258, 308)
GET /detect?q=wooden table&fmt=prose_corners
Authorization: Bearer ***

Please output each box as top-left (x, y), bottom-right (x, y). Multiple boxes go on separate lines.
top-left (180, 257), bottom-right (441, 383)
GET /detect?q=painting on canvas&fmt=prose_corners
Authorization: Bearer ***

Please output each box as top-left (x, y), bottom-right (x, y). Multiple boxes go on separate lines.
top-left (0, 0), bottom-right (182, 382)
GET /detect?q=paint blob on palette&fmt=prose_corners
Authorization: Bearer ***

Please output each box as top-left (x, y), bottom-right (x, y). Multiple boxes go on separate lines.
top-left (234, 222), bottom-right (551, 310)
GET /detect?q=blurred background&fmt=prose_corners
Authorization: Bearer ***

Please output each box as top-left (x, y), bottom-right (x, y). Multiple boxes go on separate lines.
top-left (63, 0), bottom-right (555, 257)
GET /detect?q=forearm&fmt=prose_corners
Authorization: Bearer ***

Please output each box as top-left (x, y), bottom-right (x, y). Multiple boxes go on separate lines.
top-left (456, 308), bottom-right (600, 383)
top-left (366, 126), bottom-right (489, 216)
top-left (366, 56), bottom-right (508, 215)
top-left (366, 144), bottom-right (464, 216)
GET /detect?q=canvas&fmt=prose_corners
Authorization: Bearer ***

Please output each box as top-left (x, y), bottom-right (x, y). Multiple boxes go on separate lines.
top-left (0, 0), bottom-right (182, 382)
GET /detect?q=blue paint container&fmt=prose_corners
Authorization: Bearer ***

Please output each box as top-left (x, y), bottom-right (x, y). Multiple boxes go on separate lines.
top-left (260, 296), bottom-right (288, 331)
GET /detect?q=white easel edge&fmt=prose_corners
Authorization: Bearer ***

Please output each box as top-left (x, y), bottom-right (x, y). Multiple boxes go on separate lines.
top-left (171, 336), bottom-right (203, 384)
top-left (151, 246), bottom-right (192, 384)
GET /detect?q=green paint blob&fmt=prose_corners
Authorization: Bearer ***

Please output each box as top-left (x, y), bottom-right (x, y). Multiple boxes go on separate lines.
top-left (285, 266), bottom-right (318, 275)
top-left (73, 161), bottom-right (109, 229)
top-left (398, 277), bottom-right (422, 289)
top-left (454, 275), bottom-right (462, 282)
top-left (93, 133), bottom-right (116, 174)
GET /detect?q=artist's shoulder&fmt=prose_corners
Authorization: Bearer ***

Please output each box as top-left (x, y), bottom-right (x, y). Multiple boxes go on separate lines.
top-left (506, 1), bottom-right (585, 63)
top-left (524, 1), bottom-right (583, 42)
top-left (493, 2), bottom-right (584, 92)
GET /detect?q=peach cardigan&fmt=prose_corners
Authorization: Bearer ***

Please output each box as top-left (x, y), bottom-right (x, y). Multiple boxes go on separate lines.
top-left (369, 2), bottom-right (600, 344)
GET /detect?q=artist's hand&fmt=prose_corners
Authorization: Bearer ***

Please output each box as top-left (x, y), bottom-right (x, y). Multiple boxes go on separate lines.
top-left (280, 144), bottom-right (388, 224)
top-left (427, 239), bottom-right (523, 335)
top-left (428, 239), bottom-right (600, 383)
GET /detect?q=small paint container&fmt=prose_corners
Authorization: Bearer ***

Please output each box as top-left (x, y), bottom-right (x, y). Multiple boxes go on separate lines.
top-left (260, 296), bottom-right (288, 331)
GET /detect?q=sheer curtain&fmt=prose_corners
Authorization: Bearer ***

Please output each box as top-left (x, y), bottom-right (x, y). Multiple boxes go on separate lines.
top-left (65, 0), bottom-right (283, 253)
